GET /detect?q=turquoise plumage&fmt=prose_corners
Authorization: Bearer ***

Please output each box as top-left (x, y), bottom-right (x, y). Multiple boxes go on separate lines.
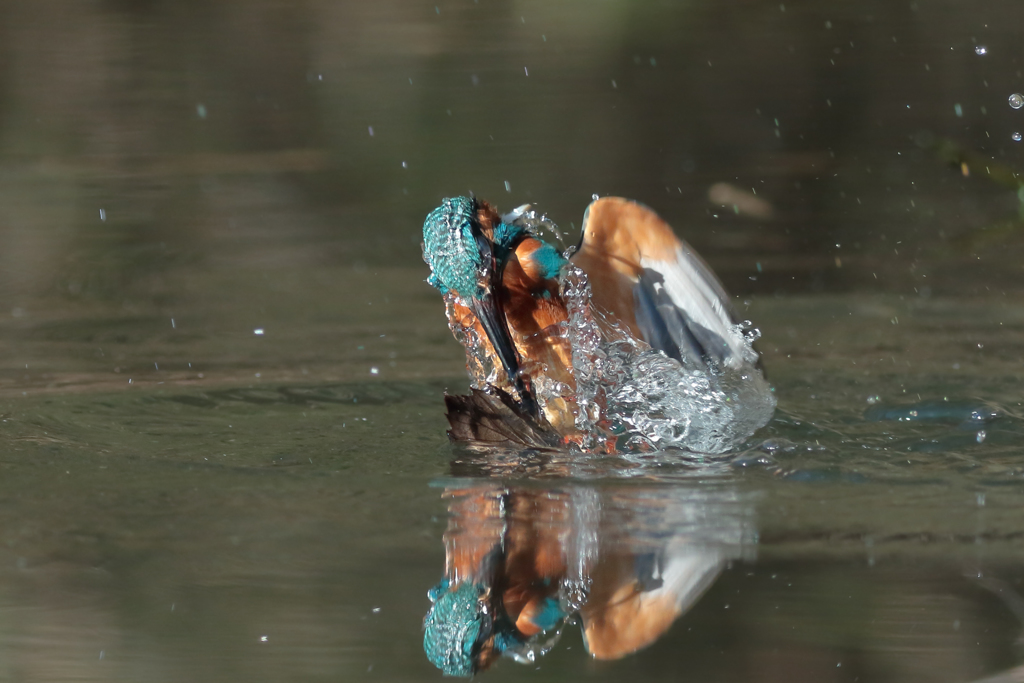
top-left (422, 196), bottom-right (558, 298)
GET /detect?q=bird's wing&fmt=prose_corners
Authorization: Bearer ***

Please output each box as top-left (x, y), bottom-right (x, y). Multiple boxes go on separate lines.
top-left (579, 549), bottom-right (724, 659)
top-left (573, 197), bottom-right (751, 370)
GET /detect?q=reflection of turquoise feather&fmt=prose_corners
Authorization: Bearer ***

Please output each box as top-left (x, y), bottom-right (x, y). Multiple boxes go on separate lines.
top-left (530, 597), bottom-right (567, 631)
top-left (423, 576), bottom-right (564, 676)
top-left (422, 581), bottom-right (485, 677)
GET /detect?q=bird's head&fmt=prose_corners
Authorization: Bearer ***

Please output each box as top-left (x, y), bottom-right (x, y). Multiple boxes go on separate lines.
top-left (422, 196), bottom-right (524, 298)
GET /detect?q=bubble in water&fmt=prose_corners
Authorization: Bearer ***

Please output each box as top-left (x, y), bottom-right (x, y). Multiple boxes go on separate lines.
top-left (1010, 93), bottom-right (1024, 109)
top-left (559, 265), bottom-right (775, 454)
top-left (975, 46), bottom-right (987, 55)
top-left (447, 262), bottom-right (775, 454)
top-left (1013, 132), bottom-right (1022, 142)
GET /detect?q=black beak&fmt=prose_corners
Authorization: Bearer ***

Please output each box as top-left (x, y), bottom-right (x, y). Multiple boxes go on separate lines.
top-left (470, 222), bottom-right (540, 421)
top-left (470, 294), bottom-right (540, 421)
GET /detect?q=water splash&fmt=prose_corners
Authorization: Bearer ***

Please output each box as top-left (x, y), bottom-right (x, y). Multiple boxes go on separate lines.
top-left (444, 294), bottom-right (504, 390)
top-left (560, 265), bottom-right (775, 454)
top-left (504, 206), bottom-right (566, 246)
top-left (447, 265), bottom-right (774, 454)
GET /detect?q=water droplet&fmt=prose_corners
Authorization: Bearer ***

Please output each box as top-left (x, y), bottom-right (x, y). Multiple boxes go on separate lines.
top-left (99, 208), bottom-right (106, 221)
top-left (196, 103), bottom-right (207, 119)
top-left (976, 430), bottom-right (987, 444)
top-left (401, 161), bottom-right (408, 168)
top-left (1013, 132), bottom-right (1022, 142)
top-left (504, 180), bottom-right (511, 192)
top-left (954, 103), bottom-right (963, 117)
top-left (370, 366), bottom-right (380, 375)
top-left (975, 46), bottom-right (987, 55)
top-left (254, 328), bottom-right (265, 335)
top-left (592, 193), bottom-right (599, 201)
top-left (1009, 93), bottom-right (1024, 109)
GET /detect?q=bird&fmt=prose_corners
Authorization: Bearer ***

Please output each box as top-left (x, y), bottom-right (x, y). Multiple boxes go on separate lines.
top-left (422, 482), bottom-right (742, 675)
top-left (422, 486), bottom-right (571, 676)
top-left (421, 195), bottom-right (770, 452)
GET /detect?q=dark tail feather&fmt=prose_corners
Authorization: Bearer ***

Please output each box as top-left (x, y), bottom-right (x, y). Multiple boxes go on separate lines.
top-left (445, 389), bottom-right (561, 449)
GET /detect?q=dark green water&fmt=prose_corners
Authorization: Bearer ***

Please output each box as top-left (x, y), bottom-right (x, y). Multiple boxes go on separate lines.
top-left (0, 1), bottom-right (1023, 681)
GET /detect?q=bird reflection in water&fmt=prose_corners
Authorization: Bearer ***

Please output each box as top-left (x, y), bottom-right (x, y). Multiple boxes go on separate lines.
top-left (423, 477), bottom-right (755, 676)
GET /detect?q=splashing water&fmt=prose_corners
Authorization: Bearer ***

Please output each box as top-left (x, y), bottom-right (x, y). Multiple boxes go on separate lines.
top-left (504, 206), bottom-right (566, 247)
top-left (444, 294), bottom-right (504, 390)
top-left (560, 265), bottom-right (775, 454)
top-left (445, 265), bottom-right (775, 454)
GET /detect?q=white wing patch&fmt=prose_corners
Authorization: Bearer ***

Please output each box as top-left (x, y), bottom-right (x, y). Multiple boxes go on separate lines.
top-left (639, 247), bottom-right (752, 370)
top-left (653, 549), bottom-right (724, 614)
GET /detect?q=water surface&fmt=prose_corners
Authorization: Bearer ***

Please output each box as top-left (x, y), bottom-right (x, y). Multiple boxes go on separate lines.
top-left (0, 1), bottom-right (1023, 681)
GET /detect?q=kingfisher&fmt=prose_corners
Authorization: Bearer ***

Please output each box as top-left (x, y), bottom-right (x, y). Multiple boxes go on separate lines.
top-left (422, 486), bottom-right (571, 676)
top-left (422, 483), bottom-right (743, 676)
top-left (422, 195), bottom-right (770, 450)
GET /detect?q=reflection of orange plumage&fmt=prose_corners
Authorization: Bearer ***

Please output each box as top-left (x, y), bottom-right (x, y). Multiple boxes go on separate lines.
top-left (502, 493), bottom-right (571, 636)
top-left (442, 488), bottom-right (570, 637)
top-left (442, 488), bottom-right (504, 583)
top-left (431, 483), bottom-right (732, 673)
top-left (580, 555), bottom-right (681, 659)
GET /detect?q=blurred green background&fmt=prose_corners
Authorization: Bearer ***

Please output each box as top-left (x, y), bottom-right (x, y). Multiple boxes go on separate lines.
top-left (1, 0), bottom-right (1022, 310)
